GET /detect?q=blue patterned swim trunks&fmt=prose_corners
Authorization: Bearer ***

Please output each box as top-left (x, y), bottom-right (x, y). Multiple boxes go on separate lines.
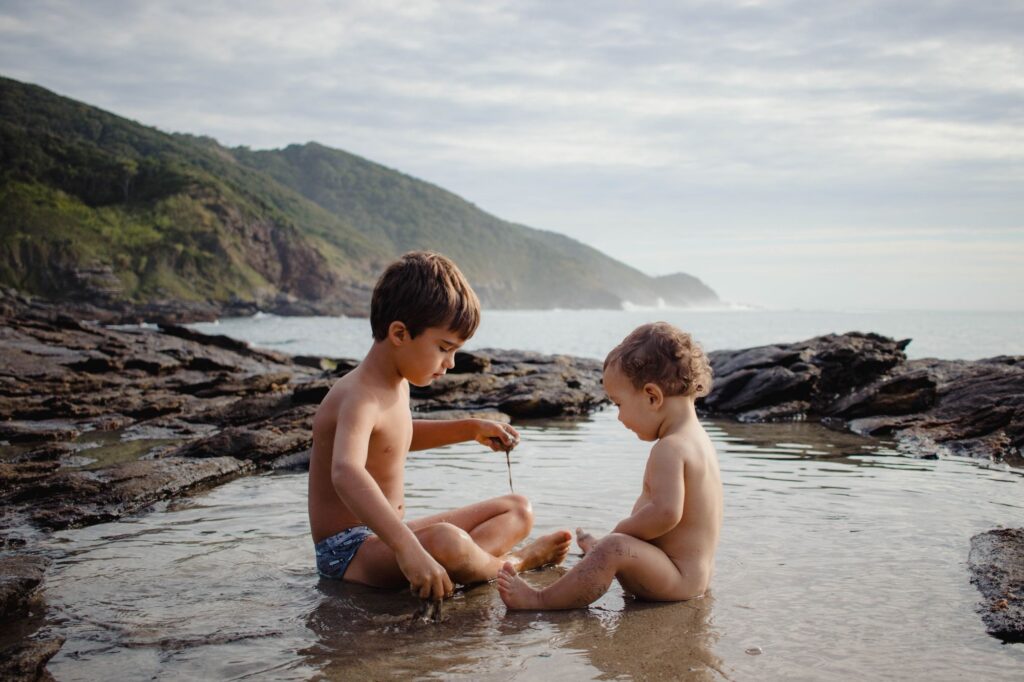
top-left (315, 525), bottom-right (374, 579)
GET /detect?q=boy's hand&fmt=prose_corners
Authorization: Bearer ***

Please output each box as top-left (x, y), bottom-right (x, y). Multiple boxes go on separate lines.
top-left (474, 419), bottom-right (520, 452)
top-left (397, 544), bottom-right (454, 602)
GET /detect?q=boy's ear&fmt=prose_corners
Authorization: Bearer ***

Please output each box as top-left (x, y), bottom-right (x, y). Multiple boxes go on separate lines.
top-left (387, 321), bottom-right (408, 346)
top-left (643, 383), bottom-right (664, 409)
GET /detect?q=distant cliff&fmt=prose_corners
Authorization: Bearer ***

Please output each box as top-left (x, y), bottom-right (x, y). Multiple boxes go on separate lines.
top-left (0, 76), bottom-right (719, 315)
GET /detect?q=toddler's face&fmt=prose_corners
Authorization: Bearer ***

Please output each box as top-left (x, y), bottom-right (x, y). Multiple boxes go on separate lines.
top-left (602, 365), bottom-right (659, 441)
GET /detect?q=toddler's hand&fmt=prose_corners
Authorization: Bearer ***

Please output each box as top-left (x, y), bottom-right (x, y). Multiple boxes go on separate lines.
top-left (474, 419), bottom-right (520, 452)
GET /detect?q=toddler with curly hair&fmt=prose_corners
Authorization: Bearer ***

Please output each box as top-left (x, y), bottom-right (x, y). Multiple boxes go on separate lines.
top-left (498, 322), bottom-right (722, 609)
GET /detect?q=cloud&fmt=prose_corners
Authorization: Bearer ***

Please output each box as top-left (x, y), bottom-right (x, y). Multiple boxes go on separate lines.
top-left (1, 0), bottom-right (1022, 308)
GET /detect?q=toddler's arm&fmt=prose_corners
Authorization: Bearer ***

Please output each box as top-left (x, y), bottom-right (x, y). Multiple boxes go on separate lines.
top-left (612, 442), bottom-right (685, 540)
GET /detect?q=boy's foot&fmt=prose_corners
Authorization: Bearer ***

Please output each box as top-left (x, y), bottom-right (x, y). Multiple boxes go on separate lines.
top-left (576, 528), bottom-right (599, 554)
top-left (497, 561), bottom-right (543, 610)
top-left (510, 530), bottom-right (572, 572)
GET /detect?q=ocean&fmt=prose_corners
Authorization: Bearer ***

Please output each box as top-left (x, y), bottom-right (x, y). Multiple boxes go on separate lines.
top-left (190, 307), bottom-right (1024, 362)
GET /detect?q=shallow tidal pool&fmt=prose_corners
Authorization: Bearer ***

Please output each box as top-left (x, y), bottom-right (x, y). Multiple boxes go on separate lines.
top-left (38, 411), bottom-right (1024, 680)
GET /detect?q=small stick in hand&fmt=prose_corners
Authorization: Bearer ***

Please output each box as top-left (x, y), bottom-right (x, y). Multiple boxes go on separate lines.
top-left (504, 445), bottom-right (514, 493)
top-left (489, 434), bottom-right (516, 493)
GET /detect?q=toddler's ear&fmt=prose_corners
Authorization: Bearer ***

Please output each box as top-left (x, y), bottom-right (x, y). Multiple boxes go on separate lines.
top-left (643, 383), bottom-right (664, 408)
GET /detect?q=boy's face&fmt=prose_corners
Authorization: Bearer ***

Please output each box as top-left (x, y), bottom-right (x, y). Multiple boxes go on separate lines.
top-left (397, 325), bottom-right (466, 387)
top-left (602, 364), bottom-right (660, 441)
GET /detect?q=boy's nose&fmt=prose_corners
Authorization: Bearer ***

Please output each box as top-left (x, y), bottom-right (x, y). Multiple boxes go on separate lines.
top-left (443, 354), bottom-right (455, 369)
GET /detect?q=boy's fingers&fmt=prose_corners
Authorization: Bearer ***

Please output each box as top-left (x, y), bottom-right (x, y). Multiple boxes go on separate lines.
top-left (434, 576), bottom-right (447, 602)
top-left (499, 426), bottom-right (519, 447)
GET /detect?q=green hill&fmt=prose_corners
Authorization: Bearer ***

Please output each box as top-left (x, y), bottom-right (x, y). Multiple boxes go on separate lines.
top-left (0, 76), bottom-right (718, 314)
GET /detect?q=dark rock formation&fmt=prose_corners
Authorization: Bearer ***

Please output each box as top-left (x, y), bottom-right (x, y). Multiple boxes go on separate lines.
top-left (0, 555), bottom-right (49, 620)
top-left (0, 637), bottom-right (63, 682)
top-left (0, 286), bottom-right (358, 327)
top-left (0, 295), bottom-right (607, 537)
top-left (21, 457), bottom-right (254, 531)
top-left (703, 333), bottom-right (908, 419)
top-left (701, 333), bottom-right (1023, 464)
top-left (0, 555), bottom-right (57, 682)
top-left (969, 528), bottom-right (1024, 642)
top-left (412, 350), bottom-right (607, 418)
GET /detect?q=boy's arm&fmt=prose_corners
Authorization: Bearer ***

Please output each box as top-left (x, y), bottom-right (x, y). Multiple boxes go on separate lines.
top-left (612, 442), bottom-right (686, 540)
top-left (330, 397), bottom-right (453, 601)
top-left (411, 418), bottom-right (519, 452)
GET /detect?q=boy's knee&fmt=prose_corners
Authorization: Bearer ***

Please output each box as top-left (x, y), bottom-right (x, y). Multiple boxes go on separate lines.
top-left (506, 494), bottom-right (534, 529)
top-left (419, 523), bottom-right (471, 566)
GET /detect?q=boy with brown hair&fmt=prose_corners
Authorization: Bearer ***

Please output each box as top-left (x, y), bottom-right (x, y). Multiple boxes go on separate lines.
top-left (498, 321), bottom-right (722, 609)
top-left (308, 251), bottom-right (571, 602)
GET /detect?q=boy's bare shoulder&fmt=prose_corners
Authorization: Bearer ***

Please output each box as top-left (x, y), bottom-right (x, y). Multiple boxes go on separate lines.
top-left (315, 370), bottom-right (387, 425)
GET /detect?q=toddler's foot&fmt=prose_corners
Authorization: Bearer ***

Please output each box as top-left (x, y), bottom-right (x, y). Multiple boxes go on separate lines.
top-left (497, 561), bottom-right (543, 610)
top-left (512, 530), bottom-right (572, 572)
top-left (576, 528), bottom-right (599, 554)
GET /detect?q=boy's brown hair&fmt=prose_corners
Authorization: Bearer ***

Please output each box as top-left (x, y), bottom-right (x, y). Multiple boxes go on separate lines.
top-left (370, 251), bottom-right (481, 342)
top-left (604, 322), bottom-right (713, 398)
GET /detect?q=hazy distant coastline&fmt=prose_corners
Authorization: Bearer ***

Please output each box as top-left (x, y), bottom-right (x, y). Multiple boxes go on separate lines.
top-left (0, 76), bottom-right (718, 318)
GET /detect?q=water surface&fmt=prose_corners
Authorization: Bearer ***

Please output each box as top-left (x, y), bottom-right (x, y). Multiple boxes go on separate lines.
top-left (41, 412), bottom-right (1024, 680)
top-left (192, 308), bottom-right (1024, 361)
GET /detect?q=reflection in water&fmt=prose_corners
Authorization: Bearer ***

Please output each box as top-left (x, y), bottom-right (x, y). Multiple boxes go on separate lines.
top-left (710, 419), bottom-right (899, 465)
top-left (552, 599), bottom-right (721, 680)
top-left (304, 580), bottom-right (512, 679)
top-left (515, 569), bottom-right (724, 681)
top-left (303, 567), bottom-right (723, 680)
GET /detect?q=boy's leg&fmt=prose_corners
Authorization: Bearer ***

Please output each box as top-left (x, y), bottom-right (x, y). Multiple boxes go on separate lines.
top-left (406, 493), bottom-right (533, 557)
top-left (497, 533), bottom-right (698, 610)
top-left (345, 522), bottom-right (571, 588)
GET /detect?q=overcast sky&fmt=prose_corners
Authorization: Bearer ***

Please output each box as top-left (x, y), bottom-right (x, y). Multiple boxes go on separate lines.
top-left (2, 0), bottom-right (1022, 310)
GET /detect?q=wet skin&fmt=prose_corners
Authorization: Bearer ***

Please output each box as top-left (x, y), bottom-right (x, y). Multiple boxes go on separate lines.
top-left (497, 365), bottom-right (723, 610)
top-left (309, 323), bottom-right (571, 601)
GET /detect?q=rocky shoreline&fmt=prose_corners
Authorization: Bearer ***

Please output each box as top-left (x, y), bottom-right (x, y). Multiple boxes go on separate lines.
top-left (1, 291), bottom-right (1021, 676)
top-left (969, 529), bottom-right (1024, 643)
top-left (704, 332), bottom-right (1024, 466)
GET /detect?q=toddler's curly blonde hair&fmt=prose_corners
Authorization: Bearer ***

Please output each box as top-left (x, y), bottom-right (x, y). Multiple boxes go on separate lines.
top-left (604, 322), bottom-right (713, 398)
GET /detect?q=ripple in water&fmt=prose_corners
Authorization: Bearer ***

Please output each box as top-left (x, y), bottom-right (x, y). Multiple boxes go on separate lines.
top-left (39, 412), bottom-right (1024, 680)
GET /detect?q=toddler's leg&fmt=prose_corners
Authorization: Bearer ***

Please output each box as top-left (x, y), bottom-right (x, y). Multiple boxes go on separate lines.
top-left (497, 533), bottom-right (696, 610)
